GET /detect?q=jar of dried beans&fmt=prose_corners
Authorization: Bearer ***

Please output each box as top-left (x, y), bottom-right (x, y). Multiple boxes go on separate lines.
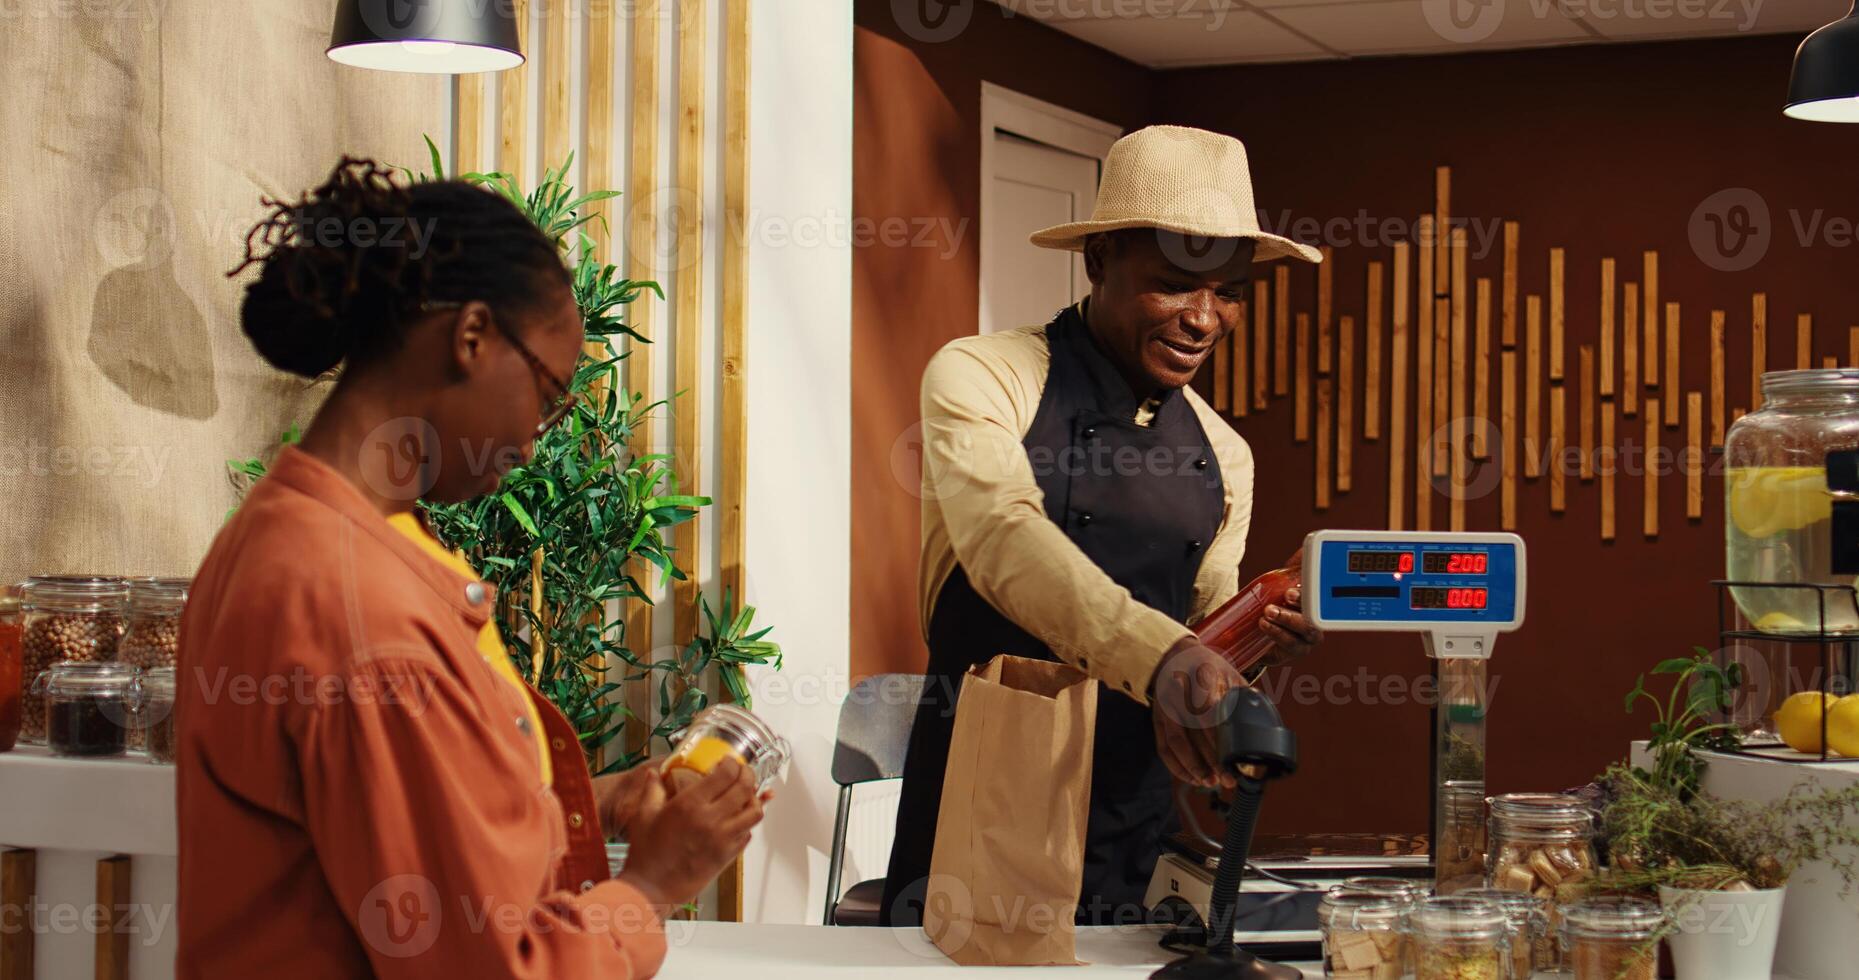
top-left (1459, 887), bottom-right (1549, 978)
top-left (21, 577), bottom-right (127, 744)
top-left (121, 578), bottom-right (186, 750)
top-left (1318, 889), bottom-right (1406, 979)
top-left (1403, 896), bottom-right (1511, 980)
top-left (1487, 792), bottom-right (1596, 967)
top-left (37, 661), bottom-right (137, 759)
top-left (1560, 897), bottom-right (1662, 980)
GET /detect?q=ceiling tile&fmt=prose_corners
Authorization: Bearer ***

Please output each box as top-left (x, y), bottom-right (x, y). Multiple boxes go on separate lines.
top-left (1046, 8), bottom-right (1330, 65)
top-left (1573, 0), bottom-right (1846, 38)
top-left (1270, 0), bottom-right (1595, 57)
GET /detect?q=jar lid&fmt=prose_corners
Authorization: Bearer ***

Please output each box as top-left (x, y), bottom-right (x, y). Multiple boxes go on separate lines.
top-left (1404, 896), bottom-right (1509, 940)
top-left (678, 703), bottom-right (788, 765)
top-left (1317, 889), bottom-right (1405, 929)
top-left (42, 660), bottom-right (138, 696)
top-left (138, 666), bottom-right (177, 694)
top-left (1339, 876), bottom-right (1429, 902)
top-left (128, 577), bottom-right (190, 612)
top-left (1760, 368), bottom-right (1859, 399)
top-left (0, 583), bottom-right (20, 616)
top-left (1456, 887), bottom-right (1548, 926)
top-left (1487, 792), bottom-right (1595, 829)
top-left (24, 576), bottom-right (129, 609)
top-left (1561, 897), bottom-right (1664, 940)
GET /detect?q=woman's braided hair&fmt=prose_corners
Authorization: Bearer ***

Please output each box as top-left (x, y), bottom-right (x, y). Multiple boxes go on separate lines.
top-left (230, 157), bottom-right (570, 378)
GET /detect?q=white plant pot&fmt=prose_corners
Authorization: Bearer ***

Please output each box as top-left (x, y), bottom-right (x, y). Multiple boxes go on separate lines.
top-left (1658, 885), bottom-right (1785, 980)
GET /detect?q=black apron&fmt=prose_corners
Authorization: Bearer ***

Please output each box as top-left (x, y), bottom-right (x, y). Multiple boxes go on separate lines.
top-left (881, 304), bottom-right (1226, 926)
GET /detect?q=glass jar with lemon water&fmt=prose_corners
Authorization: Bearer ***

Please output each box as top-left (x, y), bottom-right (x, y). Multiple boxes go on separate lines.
top-left (1725, 371), bottom-right (1859, 634)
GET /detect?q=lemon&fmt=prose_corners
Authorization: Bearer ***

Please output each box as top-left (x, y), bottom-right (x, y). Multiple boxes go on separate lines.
top-left (1728, 467), bottom-right (1832, 539)
top-left (1776, 691), bottom-right (1840, 753)
top-left (1829, 697), bottom-right (1859, 759)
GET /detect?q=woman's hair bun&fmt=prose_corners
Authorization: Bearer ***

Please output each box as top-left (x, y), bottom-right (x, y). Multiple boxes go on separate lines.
top-left (239, 253), bottom-right (352, 378)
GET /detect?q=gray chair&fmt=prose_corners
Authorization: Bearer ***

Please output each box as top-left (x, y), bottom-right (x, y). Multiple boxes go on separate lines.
top-left (822, 672), bottom-right (926, 926)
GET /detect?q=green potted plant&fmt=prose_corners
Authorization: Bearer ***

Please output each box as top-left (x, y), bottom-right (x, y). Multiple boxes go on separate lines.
top-left (1585, 651), bottom-right (1859, 978)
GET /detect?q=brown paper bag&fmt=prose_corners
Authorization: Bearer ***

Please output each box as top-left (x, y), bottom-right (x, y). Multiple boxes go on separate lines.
top-left (923, 654), bottom-right (1098, 966)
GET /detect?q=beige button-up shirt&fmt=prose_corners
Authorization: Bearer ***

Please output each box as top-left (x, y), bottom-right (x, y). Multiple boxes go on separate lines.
top-left (917, 320), bottom-right (1255, 701)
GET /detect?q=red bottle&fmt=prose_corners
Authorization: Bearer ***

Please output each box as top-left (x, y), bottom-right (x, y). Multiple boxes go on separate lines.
top-left (1191, 566), bottom-right (1299, 675)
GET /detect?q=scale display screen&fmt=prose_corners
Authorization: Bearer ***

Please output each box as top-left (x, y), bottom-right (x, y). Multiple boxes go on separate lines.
top-left (1308, 531), bottom-right (1524, 628)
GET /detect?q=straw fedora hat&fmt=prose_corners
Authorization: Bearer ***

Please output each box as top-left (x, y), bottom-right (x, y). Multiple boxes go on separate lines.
top-left (1029, 125), bottom-right (1321, 265)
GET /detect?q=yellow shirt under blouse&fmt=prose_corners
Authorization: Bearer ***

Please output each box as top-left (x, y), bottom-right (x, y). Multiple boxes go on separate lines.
top-left (385, 511), bottom-right (552, 785)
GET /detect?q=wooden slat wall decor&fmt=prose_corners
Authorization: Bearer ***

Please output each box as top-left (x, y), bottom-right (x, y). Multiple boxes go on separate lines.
top-left (1274, 265), bottom-right (1290, 395)
top-left (585, 2), bottom-right (618, 254)
top-left (1645, 397), bottom-right (1661, 538)
top-left (1450, 230), bottom-right (1468, 510)
top-left (1474, 277), bottom-right (1491, 458)
top-left (1664, 303), bottom-right (1681, 427)
top-left (95, 855), bottom-right (131, 980)
top-left (1550, 385), bottom-right (1566, 513)
top-left (1826, 356), bottom-right (1839, 369)
top-left (1434, 295), bottom-right (1451, 476)
top-left (1338, 314), bottom-right (1354, 492)
top-left (1317, 247), bottom-right (1334, 375)
top-left (1580, 345), bottom-right (1595, 480)
top-left (1365, 261), bottom-right (1383, 440)
top-left (1753, 292), bottom-right (1767, 410)
top-left (717, 0), bottom-right (751, 920)
top-left (1316, 376), bottom-right (1333, 510)
top-left (1599, 258), bottom-right (1615, 396)
top-left (1435, 166), bottom-right (1451, 295)
top-left (1710, 311), bottom-right (1726, 447)
top-left (1501, 222), bottom-right (1519, 347)
top-left (1501, 349), bottom-right (1517, 530)
top-left (1525, 296), bottom-right (1542, 478)
top-left (671, 0), bottom-right (708, 658)
top-left (499, 0), bottom-right (531, 182)
top-left (1549, 248), bottom-right (1566, 382)
top-left (1295, 312), bottom-right (1311, 442)
top-left (542, 0), bottom-right (572, 173)
top-left (1624, 282), bottom-right (1640, 416)
top-left (1417, 215), bottom-right (1435, 487)
top-left (2, 850), bottom-right (33, 980)
top-left (456, 73), bottom-right (487, 176)
top-left (1850, 326), bottom-right (1859, 367)
top-left (1232, 298), bottom-right (1249, 418)
top-left (1601, 401), bottom-right (1617, 541)
top-left (1798, 313), bottom-right (1813, 369)
top-left (621, 0), bottom-right (662, 758)
top-left (1687, 392), bottom-right (1703, 520)
top-left (1390, 243), bottom-right (1411, 530)
top-left (1253, 280), bottom-right (1269, 409)
top-left (1643, 251), bottom-right (1660, 389)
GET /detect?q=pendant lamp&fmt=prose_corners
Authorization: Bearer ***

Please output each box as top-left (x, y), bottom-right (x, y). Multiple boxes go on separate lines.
top-left (1785, 3), bottom-right (1859, 122)
top-left (328, 0), bottom-right (524, 74)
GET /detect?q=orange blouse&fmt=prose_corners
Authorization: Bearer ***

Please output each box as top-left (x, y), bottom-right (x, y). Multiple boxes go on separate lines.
top-left (175, 447), bottom-right (665, 979)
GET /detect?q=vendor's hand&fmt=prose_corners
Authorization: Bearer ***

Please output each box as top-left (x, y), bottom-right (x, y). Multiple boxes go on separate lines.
top-left (593, 763), bottom-right (667, 838)
top-left (619, 759), bottom-right (768, 909)
top-left (1259, 546), bottom-right (1321, 667)
top-left (1149, 638), bottom-right (1246, 792)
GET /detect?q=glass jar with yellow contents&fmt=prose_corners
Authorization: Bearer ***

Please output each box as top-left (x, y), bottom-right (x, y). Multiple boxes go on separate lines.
top-left (661, 703), bottom-right (791, 792)
top-left (1724, 369), bottom-right (1859, 635)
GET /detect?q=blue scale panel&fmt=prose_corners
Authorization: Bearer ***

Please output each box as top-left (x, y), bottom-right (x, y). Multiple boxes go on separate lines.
top-left (1315, 539), bottom-right (1520, 624)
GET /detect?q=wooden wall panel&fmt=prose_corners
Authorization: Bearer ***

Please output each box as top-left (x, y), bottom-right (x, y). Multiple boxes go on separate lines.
top-left (95, 856), bottom-right (130, 980)
top-left (1295, 312), bottom-right (1311, 442)
top-left (1475, 278), bottom-right (1491, 459)
top-left (1850, 326), bottom-right (1859, 368)
top-left (585, 1), bottom-right (618, 254)
top-left (1233, 298), bottom-right (1249, 418)
top-left (1549, 247), bottom-right (1566, 382)
top-left (542, 0), bottom-right (572, 172)
top-left (1450, 230), bottom-right (1468, 503)
top-left (1710, 311), bottom-right (1726, 447)
top-left (1434, 166), bottom-right (1451, 294)
top-left (1687, 392), bottom-right (1703, 520)
top-left (1365, 261), bottom-right (1383, 440)
top-left (1643, 250), bottom-right (1660, 388)
top-left (1624, 282), bottom-right (1640, 416)
top-left (672, 0), bottom-right (708, 652)
top-left (2, 850), bottom-right (33, 980)
top-left (1580, 345), bottom-right (1594, 481)
top-left (456, 74), bottom-right (487, 176)
top-left (717, 0), bottom-right (751, 921)
top-left (1525, 295), bottom-right (1542, 478)
top-left (1339, 314), bottom-right (1354, 492)
top-left (1645, 397), bottom-right (1661, 538)
top-left (622, 0), bottom-right (662, 758)
top-left (1274, 265), bottom-right (1290, 395)
top-left (1664, 302), bottom-right (1681, 427)
top-left (499, 0), bottom-right (531, 183)
top-left (1212, 329), bottom-right (1230, 411)
top-left (1318, 247), bottom-right (1334, 375)
top-left (1316, 376), bottom-right (1333, 510)
top-left (1253, 280), bottom-right (1269, 409)
top-left (1798, 313), bottom-right (1813, 369)
top-left (1390, 243), bottom-right (1411, 530)
top-left (1752, 292), bottom-right (1767, 410)
top-left (1601, 401), bottom-right (1616, 542)
top-left (1599, 258), bottom-right (1615, 396)
top-left (1550, 384), bottom-right (1566, 513)
top-left (1501, 221), bottom-right (1519, 348)
top-left (1417, 216), bottom-right (1435, 488)
top-left (1435, 295), bottom-right (1451, 476)
top-left (1501, 349), bottom-right (1517, 530)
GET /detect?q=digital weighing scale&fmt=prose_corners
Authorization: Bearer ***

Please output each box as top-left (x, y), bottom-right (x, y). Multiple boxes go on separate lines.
top-left (1144, 530), bottom-right (1527, 949)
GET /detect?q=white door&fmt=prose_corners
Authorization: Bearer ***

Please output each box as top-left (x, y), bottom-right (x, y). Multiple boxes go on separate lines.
top-left (980, 131), bottom-right (1099, 335)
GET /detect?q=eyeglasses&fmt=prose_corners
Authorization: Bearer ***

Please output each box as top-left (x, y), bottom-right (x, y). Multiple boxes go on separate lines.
top-left (424, 301), bottom-right (578, 435)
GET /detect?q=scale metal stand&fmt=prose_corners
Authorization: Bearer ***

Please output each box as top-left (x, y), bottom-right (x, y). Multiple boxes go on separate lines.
top-left (1143, 530), bottom-right (1528, 967)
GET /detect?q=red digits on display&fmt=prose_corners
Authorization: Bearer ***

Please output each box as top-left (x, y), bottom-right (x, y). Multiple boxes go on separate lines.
top-left (1399, 552), bottom-right (1415, 574)
top-left (1443, 588), bottom-right (1488, 609)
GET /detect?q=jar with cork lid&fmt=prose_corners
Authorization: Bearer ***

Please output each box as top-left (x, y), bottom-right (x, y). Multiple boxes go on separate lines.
top-left (20, 576), bottom-right (127, 744)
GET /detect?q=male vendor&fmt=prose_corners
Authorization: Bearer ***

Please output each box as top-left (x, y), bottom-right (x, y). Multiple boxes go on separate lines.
top-left (883, 126), bottom-right (1325, 926)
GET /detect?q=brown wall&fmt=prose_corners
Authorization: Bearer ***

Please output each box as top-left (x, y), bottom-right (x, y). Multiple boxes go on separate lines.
top-left (851, 2), bottom-right (1154, 681)
top-left (853, 9), bottom-right (1859, 836)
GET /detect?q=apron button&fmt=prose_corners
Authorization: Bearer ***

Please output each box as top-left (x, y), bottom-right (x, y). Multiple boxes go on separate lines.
top-left (1195, 458), bottom-right (1209, 470)
top-left (465, 582), bottom-right (488, 605)
top-left (569, 811), bottom-right (585, 829)
top-left (1077, 511), bottom-right (1094, 526)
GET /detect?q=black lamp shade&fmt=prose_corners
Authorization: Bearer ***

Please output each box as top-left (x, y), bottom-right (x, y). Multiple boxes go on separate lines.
top-left (329, 0), bottom-right (524, 74)
top-left (1786, 3), bottom-right (1859, 122)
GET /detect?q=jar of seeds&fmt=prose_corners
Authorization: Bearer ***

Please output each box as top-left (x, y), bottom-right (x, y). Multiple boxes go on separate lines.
top-left (21, 577), bottom-right (127, 744)
top-left (121, 578), bottom-right (186, 749)
top-left (37, 661), bottom-right (137, 759)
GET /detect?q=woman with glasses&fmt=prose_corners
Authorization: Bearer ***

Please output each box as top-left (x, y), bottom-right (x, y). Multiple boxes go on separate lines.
top-left (175, 159), bottom-right (763, 979)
